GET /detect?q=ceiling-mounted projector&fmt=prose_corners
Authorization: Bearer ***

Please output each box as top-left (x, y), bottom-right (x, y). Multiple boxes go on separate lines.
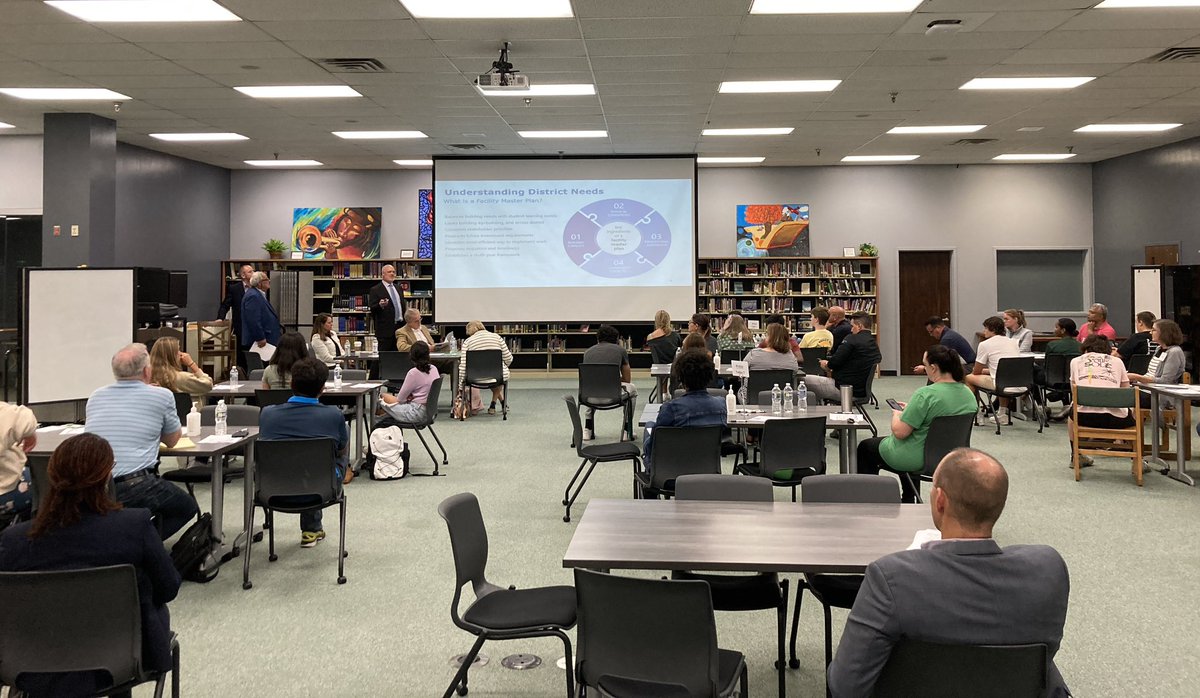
top-left (475, 73), bottom-right (530, 90)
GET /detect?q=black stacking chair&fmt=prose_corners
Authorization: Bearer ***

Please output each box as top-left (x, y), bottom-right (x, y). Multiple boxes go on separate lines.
top-left (673, 474), bottom-right (789, 697)
top-left (248, 368), bottom-right (266, 383)
top-left (562, 396), bottom-right (642, 522)
top-left (636, 425), bottom-right (723, 499)
top-left (242, 438), bottom-right (347, 589)
top-left (377, 351), bottom-right (414, 391)
top-left (977, 356), bottom-right (1039, 435)
top-left (579, 363), bottom-right (635, 438)
top-left (245, 352), bottom-right (265, 372)
top-left (162, 404), bottom-right (259, 518)
top-left (799, 346), bottom-right (827, 370)
top-left (254, 388), bottom-right (292, 408)
top-left (389, 375), bottom-right (448, 475)
top-left (438, 493), bottom-right (576, 698)
top-left (874, 640), bottom-right (1049, 698)
top-left (1127, 353), bottom-right (1151, 375)
top-left (735, 416), bottom-right (827, 501)
top-left (791, 474), bottom-right (900, 681)
top-left (1039, 353), bottom-right (1078, 423)
top-left (745, 369), bottom-right (795, 406)
top-left (574, 569), bottom-right (748, 698)
top-left (171, 392), bottom-right (194, 425)
top-left (0, 564), bottom-right (181, 698)
top-left (904, 413), bottom-right (975, 504)
top-left (462, 349), bottom-right (508, 420)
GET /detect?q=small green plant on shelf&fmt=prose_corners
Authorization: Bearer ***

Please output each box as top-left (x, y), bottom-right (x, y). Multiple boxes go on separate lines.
top-left (858, 243), bottom-right (878, 257)
top-left (262, 238), bottom-right (287, 259)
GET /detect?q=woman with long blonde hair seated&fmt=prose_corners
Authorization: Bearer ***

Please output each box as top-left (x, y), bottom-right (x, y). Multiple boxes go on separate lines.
top-left (149, 337), bottom-right (212, 398)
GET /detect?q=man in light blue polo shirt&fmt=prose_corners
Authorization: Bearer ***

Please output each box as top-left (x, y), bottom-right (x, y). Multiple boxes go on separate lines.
top-left (86, 343), bottom-right (197, 539)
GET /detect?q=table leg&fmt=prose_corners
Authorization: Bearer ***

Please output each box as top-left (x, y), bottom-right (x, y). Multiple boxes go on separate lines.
top-left (845, 428), bottom-right (859, 474)
top-left (242, 439), bottom-right (255, 589)
top-left (1168, 395), bottom-right (1195, 486)
top-left (210, 449), bottom-right (225, 543)
top-left (354, 392), bottom-right (365, 468)
top-left (1144, 390), bottom-right (1169, 472)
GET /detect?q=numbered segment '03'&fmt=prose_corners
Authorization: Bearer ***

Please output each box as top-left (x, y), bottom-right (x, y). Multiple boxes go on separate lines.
top-left (563, 198), bottom-right (672, 279)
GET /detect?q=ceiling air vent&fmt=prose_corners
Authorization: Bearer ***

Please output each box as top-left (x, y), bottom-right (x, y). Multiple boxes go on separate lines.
top-left (315, 58), bottom-right (391, 73)
top-left (447, 143), bottom-right (487, 151)
top-left (1145, 47), bottom-right (1200, 63)
top-left (952, 138), bottom-right (999, 146)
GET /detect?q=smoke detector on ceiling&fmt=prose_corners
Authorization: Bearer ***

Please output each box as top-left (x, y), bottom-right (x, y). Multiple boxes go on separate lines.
top-left (925, 19), bottom-right (963, 36)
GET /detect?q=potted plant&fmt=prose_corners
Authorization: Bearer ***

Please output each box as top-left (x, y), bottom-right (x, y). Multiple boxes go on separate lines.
top-left (263, 238), bottom-right (287, 259)
top-left (858, 243), bottom-right (878, 257)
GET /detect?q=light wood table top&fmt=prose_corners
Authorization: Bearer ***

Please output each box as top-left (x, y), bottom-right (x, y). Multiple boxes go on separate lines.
top-left (563, 498), bottom-right (933, 574)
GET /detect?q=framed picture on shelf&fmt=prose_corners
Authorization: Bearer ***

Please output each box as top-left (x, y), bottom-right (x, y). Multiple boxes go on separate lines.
top-left (747, 319), bottom-right (760, 330)
top-left (842, 247), bottom-right (856, 257)
top-left (400, 249), bottom-right (415, 259)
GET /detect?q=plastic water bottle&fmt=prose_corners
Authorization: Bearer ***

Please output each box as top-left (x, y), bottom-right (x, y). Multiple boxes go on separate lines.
top-left (714, 350), bottom-right (721, 373)
top-left (771, 383), bottom-right (782, 415)
top-left (229, 365), bottom-right (239, 388)
top-left (214, 399), bottom-right (228, 436)
top-left (797, 382), bottom-right (808, 412)
top-left (726, 385), bottom-right (737, 414)
top-left (782, 383), bottom-right (794, 414)
top-left (186, 404), bottom-right (201, 437)
top-left (333, 364), bottom-right (343, 389)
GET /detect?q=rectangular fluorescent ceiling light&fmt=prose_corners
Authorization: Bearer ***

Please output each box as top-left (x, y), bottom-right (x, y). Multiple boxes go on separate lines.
top-left (244, 160), bottom-right (323, 167)
top-left (394, 159), bottom-right (434, 167)
top-left (702, 127), bottom-right (794, 136)
top-left (0, 88), bottom-right (130, 100)
top-left (719, 80), bottom-right (841, 94)
top-left (518, 130), bottom-right (607, 138)
top-left (697, 157), bottom-right (766, 164)
top-left (150, 132), bottom-right (247, 142)
top-left (235, 85), bottom-right (361, 99)
top-left (888, 125), bottom-right (986, 135)
top-left (961, 77), bottom-right (1094, 90)
top-left (0, 122), bottom-right (13, 129)
top-left (476, 84), bottom-right (595, 96)
top-left (1096, 1), bottom-right (1200, 7)
top-left (399, 0), bottom-right (573, 18)
top-left (751, 0), bottom-right (922, 13)
top-left (842, 155), bottom-right (920, 162)
top-left (1075, 123), bottom-right (1181, 133)
top-left (993, 154), bottom-right (1076, 161)
top-left (333, 130), bottom-right (427, 139)
top-left (45, 0), bottom-right (241, 22)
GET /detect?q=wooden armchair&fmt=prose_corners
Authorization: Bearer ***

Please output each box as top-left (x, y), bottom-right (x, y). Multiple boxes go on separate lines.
top-left (1070, 385), bottom-right (1143, 486)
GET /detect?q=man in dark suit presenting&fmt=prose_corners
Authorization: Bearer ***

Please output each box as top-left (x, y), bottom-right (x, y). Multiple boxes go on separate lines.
top-left (241, 271), bottom-right (282, 350)
top-left (218, 263), bottom-right (253, 368)
top-left (368, 264), bottom-right (406, 352)
top-left (828, 448), bottom-right (1071, 698)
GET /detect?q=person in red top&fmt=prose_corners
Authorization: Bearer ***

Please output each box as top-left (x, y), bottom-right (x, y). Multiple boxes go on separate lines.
top-left (1078, 303), bottom-right (1117, 342)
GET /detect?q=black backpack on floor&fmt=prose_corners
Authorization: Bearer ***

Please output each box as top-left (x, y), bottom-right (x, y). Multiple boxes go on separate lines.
top-left (170, 513), bottom-right (219, 583)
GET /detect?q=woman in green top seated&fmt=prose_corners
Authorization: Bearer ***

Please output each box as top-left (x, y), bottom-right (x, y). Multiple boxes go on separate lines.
top-left (856, 344), bottom-right (977, 502)
top-left (1045, 317), bottom-right (1082, 355)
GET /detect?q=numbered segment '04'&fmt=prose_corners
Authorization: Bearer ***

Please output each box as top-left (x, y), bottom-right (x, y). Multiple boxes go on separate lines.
top-left (563, 198), bottom-right (672, 279)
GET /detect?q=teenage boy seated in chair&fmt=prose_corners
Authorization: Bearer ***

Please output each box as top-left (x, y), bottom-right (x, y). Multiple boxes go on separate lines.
top-left (258, 357), bottom-right (349, 548)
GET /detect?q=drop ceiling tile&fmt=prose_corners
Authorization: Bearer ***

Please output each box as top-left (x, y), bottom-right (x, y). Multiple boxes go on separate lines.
top-left (1025, 29), bottom-right (1195, 50)
top-left (1003, 48), bottom-right (1163, 65)
top-left (98, 22), bottom-right (279, 43)
top-left (593, 69), bottom-right (725, 84)
top-left (975, 11), bottom-right (1078, 33)
top-left (724, 52), bottom-right (872, 69)
top-left (0, 22), bottom-right (122, 44)
top-left (4, 42), bottom-right (161, 62)
top-left (418, 19), bottom-right (582, 41)
top-left (587, 37), bottom-right (736, 56)
top-left (140, 42), bottom-right (300, 61)
top-left (224, 0), bottom-right (409, 21)
top-left (580, 17), bottom-right (740, 40)
top-left (740, 14), bottom-right (909, 36)
top-left (879, 32), bottom-right (1045, 51)
top-left (863, 49), bottom-right (1016, 67)
top-left (256, 20), bottom-right (425, 42)
top-left (40, 60), bottom-right (197, 77)
top-left (1059, 8), bottom-right (1200, 31)
top-left (286, 39), bottom-right (442, 59)
top-left (588, 54), bottom-right (728, 72)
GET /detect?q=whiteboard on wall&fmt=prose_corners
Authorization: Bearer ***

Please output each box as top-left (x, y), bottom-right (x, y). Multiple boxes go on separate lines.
top-left (1131, 266), bottom-right (1163, 324)
top-left (23, 268), bottom-right (135, 404)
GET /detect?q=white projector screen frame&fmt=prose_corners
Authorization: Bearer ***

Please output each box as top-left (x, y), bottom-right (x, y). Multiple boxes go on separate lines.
top-left (1131, 265), bottom-right (1163, 324)
top-left (24, 268), bottom-right (136, 404)
top-left (433, 156), bottom-right (697, 323)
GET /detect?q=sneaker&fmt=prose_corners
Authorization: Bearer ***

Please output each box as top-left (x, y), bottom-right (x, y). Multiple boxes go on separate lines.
top-left (974, 408), bottom-right (989, 427)
top-left (996, 407), bottom-right (1011, 424)
top-left (301, 530), bottom-right (326, 548)
top-left (582, 428), bottom-right (595, 442)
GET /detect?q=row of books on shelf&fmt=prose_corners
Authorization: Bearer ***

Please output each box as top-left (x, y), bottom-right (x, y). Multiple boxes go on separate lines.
top-left (700, 278), bottom-right (873, 296)
top-left (328, 262), bottom-right (427, 279)
top-left (334, 315), bottom-right (369, 334)
top-left (703, 259), bottom-right (870, 277)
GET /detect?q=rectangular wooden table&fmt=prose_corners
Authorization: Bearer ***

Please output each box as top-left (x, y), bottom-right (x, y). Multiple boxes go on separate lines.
top-left (1139, 382), bottom-right (1198, 486)
top-left (563, 499), bottom-right (933, 574)
top-left (343, 350), bottom-right (462, 399)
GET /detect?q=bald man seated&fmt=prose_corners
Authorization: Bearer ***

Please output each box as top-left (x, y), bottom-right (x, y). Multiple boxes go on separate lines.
top-left (828, 448), bottom-right (1070, 698)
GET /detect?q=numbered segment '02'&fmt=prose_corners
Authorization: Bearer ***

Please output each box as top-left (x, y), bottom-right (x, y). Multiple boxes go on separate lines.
top-left (563, 198), bottom-right (672, 279)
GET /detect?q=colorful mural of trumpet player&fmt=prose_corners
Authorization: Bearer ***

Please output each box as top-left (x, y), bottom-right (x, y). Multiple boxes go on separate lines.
top-left (293, 207), bottom-right (382, 260)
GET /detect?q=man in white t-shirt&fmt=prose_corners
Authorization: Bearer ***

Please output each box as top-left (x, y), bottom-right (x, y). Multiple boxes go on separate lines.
top-left (965, 316), bottom-right (1020, 421)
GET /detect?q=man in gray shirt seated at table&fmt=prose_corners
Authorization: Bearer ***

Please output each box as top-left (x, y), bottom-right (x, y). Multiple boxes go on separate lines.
top-left (580, 325), bottom-right (637, 442)
top-left (828, 448), bottom-right (1070, 698)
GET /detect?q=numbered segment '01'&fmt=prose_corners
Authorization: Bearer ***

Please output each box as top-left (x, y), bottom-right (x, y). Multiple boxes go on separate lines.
top-left (563, 198), bottom-right (672, 279)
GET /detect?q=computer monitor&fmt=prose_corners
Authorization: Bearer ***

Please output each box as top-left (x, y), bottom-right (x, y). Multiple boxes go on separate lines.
top-left (168, 270), bottom-right (188, 308)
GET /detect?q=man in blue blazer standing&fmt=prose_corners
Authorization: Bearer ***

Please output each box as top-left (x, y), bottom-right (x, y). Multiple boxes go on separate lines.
top-left (241, 271), bottom-right (281, 350)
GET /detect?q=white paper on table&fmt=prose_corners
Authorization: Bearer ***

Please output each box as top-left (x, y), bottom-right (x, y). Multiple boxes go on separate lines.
top-left (199, 434), bottom-right (238, 444)
top-left (730, 360), bottom-right (750, 378)
top-left (826, 412), bottom-right (861, 424)
top-left (249, 342), bottom-right (276, 362)
top-left (60, 426), bottom-right (85, 435)
top-left (211, 384), bottom-right (234, 390)
top-left (36, 425), bottom-right (66, 433)
top-left (352, 382), bottom-right (379, 388)
top-left (909, 529), bottom-right (942, 550)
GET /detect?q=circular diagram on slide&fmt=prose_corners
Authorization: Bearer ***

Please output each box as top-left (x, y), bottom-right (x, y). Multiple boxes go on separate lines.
top-left (563, 198), bottom-right (671, 278)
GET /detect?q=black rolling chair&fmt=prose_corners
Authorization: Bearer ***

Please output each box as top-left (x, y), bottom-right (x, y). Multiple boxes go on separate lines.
top-left (574, 569), bottom-right (748, 698)
top-left (171, 391), bottom-right (194, 425)
top-left (977, 356), bottom-right (1039, 435)
top-left (903, 413), bottom-right (975, 504)
top-left (254, 388), bottom-right (293, 408)
top-left (673, 474), bottom-right (790, 697)
top-left (873, 640), bottom-right (1049, 698)
top-left (735, 415), bottom-right (827, 501)
top-left (162, 404), bottom-right (259, 518)
top-left (0, 564), bottom-right (181, 698)
top-left (790, 474), bottom-right (900, 681)
top-left (242, 438), bottom-right (347, 589)
top-left (562, 396), bottom-right (642, 522)
top-left (388, 375), bottom-right (448, 475)
top-left (462, 349), bottom-right (508, 420)
top-left (438, 493), bottom-right (576, 698)
top-left (636, 425), bottom-right (723, 499)
top-left (579, 363), bottom-right (635, 439)
top-left (1127, 352), bottom-right (1151, 375)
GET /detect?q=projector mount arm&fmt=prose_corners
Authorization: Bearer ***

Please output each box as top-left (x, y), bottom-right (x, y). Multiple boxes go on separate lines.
top-left (489, 41), bottom-right (520, 86)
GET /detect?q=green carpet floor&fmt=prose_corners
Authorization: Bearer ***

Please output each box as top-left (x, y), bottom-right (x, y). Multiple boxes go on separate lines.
top-left (136, 374), bottom-right (1198, 697)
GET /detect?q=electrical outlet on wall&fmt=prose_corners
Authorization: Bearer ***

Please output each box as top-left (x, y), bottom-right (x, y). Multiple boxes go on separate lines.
top-left (70, 224), bottom-right (79, 237)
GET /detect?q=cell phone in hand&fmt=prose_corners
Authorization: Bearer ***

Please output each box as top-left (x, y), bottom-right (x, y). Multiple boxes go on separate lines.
top-left (886, 398), bottom-right (904, 411)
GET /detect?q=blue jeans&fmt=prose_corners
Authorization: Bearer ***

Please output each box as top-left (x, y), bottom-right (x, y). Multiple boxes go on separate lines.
top-left (0, 466), bottom-right (33, 518)
top-left (272, 480), bottom-right (341, 533)
top-left (115, 472), bottom-right (198, 540)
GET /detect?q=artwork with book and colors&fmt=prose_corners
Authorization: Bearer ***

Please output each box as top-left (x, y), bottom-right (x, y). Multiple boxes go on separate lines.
top-left (293, 207), bottom-right (382, 259)
top-left (418, 189), bottom-right (434, 259)
top-left (736, 204), bottom-right (810, 257)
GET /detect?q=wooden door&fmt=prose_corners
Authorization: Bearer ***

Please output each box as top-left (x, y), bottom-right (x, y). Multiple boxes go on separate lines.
top-left (898, 251), bottom-right (953, 373)
top-left (1146, 244), bottom-right (1180, 265)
